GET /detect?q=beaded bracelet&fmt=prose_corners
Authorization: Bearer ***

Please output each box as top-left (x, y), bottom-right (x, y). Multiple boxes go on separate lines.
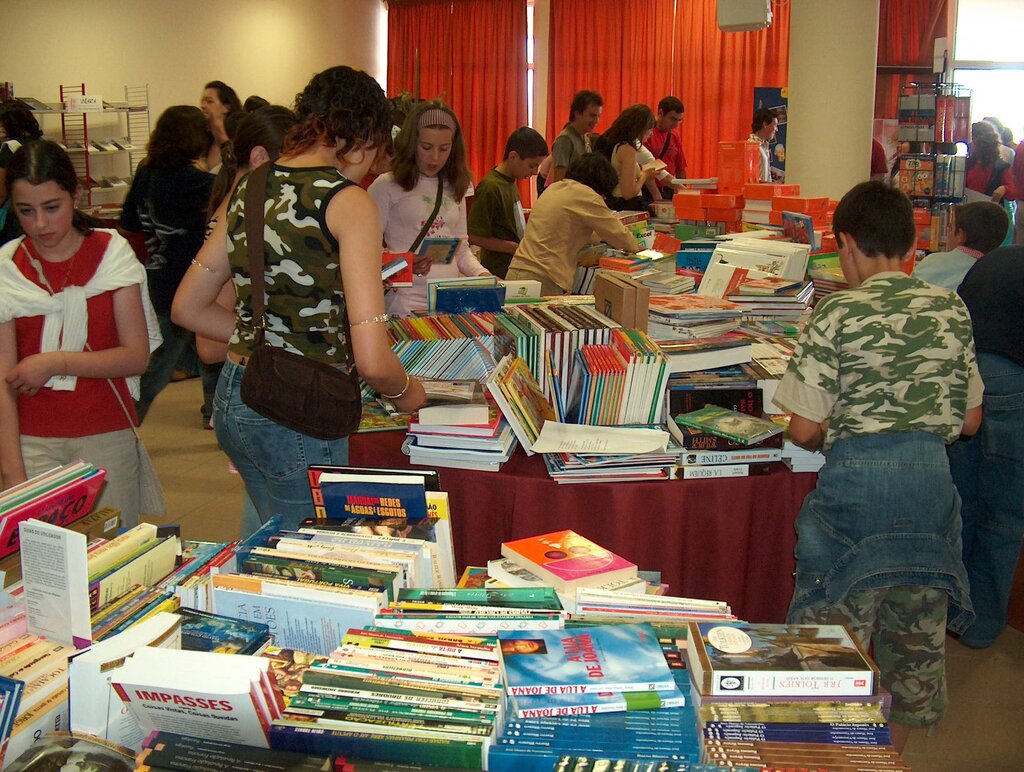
top-left (191, 258), bottom-right (215, 274)
top-left (381, 372), bottom-right (411, 400)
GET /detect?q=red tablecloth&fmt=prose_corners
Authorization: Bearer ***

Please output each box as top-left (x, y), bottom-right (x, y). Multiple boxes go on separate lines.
top-left (350, 431), bottom-right (818, 623)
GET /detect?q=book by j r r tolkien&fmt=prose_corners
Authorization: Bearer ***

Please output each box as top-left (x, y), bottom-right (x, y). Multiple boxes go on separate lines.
top-left (686, 622), bottom-right (878, 698)
top-left (499, 623), bottom-right (676, 696)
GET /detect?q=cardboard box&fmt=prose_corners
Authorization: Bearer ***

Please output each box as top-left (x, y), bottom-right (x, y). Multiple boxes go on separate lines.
top-left (593, 272), bottom-right (650, 332)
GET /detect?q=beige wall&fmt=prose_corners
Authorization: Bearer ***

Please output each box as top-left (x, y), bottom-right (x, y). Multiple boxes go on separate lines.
top-left (786, 0), bottom-right (880, 198)
top-left (4, 0), bottom-right (386, 135)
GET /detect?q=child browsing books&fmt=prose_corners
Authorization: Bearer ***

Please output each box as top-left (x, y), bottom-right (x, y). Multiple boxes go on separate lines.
top-left (0, 141), bottom-right (161, 524)
top-left (772, 181), bottom-right (984, 749)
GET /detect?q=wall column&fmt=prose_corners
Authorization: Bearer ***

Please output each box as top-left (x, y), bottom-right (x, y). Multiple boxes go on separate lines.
top-left (786, 0), bottom-right (880, 198)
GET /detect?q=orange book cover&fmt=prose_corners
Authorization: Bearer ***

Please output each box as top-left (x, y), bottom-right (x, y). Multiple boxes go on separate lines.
top-left (500, 530), bottom-right (637, 591)
top-left (743, 183), bottom-right (800, 198)
top-left (771, 196), bottom-right (830, 213)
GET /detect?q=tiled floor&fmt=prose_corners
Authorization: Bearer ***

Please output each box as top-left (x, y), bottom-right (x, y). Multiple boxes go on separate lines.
top-left (141, 379), bottom-right (1024, 770)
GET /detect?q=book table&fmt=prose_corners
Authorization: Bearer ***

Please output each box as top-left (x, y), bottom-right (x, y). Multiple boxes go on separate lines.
top-left (350, 431), bottom-right (818, 622)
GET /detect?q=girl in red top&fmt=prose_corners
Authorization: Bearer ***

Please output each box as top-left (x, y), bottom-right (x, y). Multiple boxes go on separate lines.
top-left (0, 141), bottom-right (158, 526)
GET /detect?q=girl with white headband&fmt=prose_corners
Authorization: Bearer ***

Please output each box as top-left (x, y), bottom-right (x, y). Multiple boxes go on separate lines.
top-left (369, 101), bottom-right (491, 317)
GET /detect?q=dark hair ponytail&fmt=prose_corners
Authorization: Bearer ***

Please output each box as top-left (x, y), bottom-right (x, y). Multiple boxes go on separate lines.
top-left (6, 140), bottom-right (94, 236)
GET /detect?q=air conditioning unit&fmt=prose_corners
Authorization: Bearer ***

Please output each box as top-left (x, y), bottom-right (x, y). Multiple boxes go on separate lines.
top-left (717, 0), bottom-right (773, 32)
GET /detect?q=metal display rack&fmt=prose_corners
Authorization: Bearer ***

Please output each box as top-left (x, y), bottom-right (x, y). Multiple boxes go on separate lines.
top-left (896, 82), bottom-right (972, 252)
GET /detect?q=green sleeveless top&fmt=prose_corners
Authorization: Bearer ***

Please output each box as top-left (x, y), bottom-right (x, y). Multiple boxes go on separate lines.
top-left (226, 164), bottom-right (354, 364)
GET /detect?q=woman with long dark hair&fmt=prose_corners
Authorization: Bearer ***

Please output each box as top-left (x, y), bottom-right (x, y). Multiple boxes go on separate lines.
top-left (120, 105), bottom-right (213, 422)
top-left (593, 104), bottom-right (657, 211)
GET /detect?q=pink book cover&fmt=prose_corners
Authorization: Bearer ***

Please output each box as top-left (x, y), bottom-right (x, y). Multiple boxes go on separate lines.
top-left (501, 530), bottom-right (637, 589)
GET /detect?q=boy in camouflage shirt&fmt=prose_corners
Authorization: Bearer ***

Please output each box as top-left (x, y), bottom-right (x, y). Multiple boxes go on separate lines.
top-left (773, 181), bottom-right (984, 749)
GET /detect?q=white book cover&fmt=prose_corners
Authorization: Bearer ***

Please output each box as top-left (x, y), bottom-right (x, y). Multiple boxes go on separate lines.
top-left (112, 648), bottom-right (276, 747)
top-left (69, 611), bottom-right (182, 750)
top-left (211, 578), bottom-right (376, 656)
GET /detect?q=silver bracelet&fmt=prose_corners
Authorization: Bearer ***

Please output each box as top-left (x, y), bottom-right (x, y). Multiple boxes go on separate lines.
top-left (352, 313), bottom-right (392, 326)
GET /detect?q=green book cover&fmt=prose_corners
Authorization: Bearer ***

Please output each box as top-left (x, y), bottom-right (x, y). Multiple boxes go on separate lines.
top-left (674, 405), bottom-right (783, 445)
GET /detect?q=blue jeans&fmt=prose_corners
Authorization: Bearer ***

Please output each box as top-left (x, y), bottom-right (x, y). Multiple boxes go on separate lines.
top-left (948, 352), bottom-right (1024, 647)
top-left (213, 358), bottom-right (349, 536)
top-left (135, 311), bottom-right (191, 422)
top-left (787, 432), bottom-right (972, 634)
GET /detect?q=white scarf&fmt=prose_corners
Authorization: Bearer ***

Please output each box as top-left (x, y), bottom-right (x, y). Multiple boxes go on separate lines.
top-left (0, 229), bottom-right (162, 398)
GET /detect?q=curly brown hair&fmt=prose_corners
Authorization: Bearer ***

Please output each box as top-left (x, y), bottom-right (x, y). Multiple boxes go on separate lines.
top-left (282, 66), bottom-right (391, 160)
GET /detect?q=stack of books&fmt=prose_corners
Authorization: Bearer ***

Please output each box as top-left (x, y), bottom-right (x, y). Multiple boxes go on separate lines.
top-left (808, 262), bottom-right (849, 304)
top-left (686, 621), bottom-right (904, 769)
top-left (496, 530), bottom-right (638, 597)
top-left (567, 588), bottom-right (735, 625)
top-left (387, 312), bottom-right (498, 381)
top-left (672, 406), bottom-right (785, 479)
top-left (570, 329), bottom-right (670, 426)
top-left (646, 294), bottom-right (743, 342)
top-left (725, 278), bottom-right (815, 324)
top-left (0, 461), bottom-right (107, 559)
top-left (375, 587), bottom-right (566, 634)
top-left (307, 466), bottom-right (457, 587)
top-left (266, 626), bottom-right (503, 768)
top-left (655, 333), bottom-right (753, 375)
top-left (402, 382), bottom-right (517, 472)
top-left (542, 441), bottom-right (680, 484)
top-left (489, 623), bottom-right (704, 771)
top-left (404, 405), bottom-right (517, 473)
top-left (495, 303), bottom-right (620, 408)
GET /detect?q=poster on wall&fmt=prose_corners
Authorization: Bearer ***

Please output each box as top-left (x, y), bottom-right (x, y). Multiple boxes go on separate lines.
top-left (754, 86), bottom-right (788, 182)
top-left (873, 118), bottom-right (899, 177)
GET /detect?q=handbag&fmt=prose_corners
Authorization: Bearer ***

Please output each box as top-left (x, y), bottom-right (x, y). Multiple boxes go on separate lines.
top-left (238, 164), bottom-right (362, 440)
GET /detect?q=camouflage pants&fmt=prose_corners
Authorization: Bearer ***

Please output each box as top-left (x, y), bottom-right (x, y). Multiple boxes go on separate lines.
top-left (789, 585), bottom-right (947, 727)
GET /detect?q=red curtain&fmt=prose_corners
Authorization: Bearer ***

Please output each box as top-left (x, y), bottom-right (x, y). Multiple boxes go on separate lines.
top-left (387, 0), bottom-right (528, 186)
top-left (875, 0), bottom-right (948, 118)
top-left (546, 0), bottom-right (677, 146)
top-left (450, 0), bottom-right (528, 187)
top-left (387, 1), bottom-right (453, 105)
top-left (547, 0), bottom-right (789, 178)
top-left (671, 0), bottom-right (790, 178)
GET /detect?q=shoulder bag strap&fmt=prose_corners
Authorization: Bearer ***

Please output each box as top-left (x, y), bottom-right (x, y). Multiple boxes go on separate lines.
top-left (658, 132), bottom-right (672, 160)
top-left (244, 163), bottom-right (271, 333)
top-left (408, 176), bottom-right (445, 253)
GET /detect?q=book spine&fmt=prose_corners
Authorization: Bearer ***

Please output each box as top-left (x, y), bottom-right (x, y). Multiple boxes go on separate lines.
top-left (298, 684), bottom-right (498, 718)
top-left (267, 723), bottom-right (485, 769)
top-left (342, 630), bottom-right (498, 662)
top-left (291, 693), bottom-right (493, 726)
top-left (507, 678), bottom-right (677, 697)
top-left (676, 464), bottom-right (750, 479)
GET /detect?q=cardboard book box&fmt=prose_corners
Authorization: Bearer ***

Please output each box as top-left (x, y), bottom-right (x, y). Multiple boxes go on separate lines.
top-left (593, 272), bottom-right (650, 332)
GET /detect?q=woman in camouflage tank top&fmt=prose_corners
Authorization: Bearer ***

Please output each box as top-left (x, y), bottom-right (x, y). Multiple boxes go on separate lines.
top-left (173, 66), bottom-right (426, 534)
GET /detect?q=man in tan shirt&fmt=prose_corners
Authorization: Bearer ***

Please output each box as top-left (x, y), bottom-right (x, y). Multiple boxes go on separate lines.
top-left (506, 154), bottom-right (640, 295)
